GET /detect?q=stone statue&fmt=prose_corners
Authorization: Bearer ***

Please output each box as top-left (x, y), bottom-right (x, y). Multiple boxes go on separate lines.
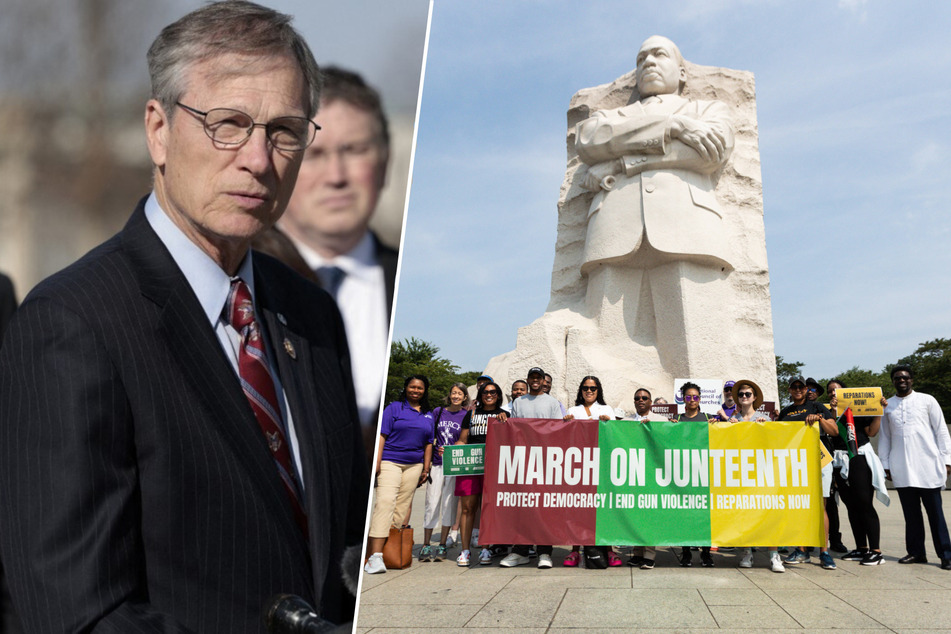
top-left (485, 36), bottom-right (778, 414)
top-left (576, 35), bottom-right (734, 375)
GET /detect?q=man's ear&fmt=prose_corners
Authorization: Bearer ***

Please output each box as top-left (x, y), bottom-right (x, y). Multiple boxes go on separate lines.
top-left (144, 99), bottom-right (169, 169)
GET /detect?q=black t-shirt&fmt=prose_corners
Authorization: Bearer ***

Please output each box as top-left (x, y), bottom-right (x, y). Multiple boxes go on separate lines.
top-left (678, 412), bottom-right (711, 422)
top-left (829, 414), bottom-right (873, 450)
top-left (461, 407), bottom-right (501, 444)
top-left (777, 400), bottom-right (833, 422)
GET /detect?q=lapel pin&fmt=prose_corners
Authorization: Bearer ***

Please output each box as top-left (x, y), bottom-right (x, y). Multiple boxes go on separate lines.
top-left (283, 338), bottom-right (297, 360)
top-left (277, 313), bottom-right (287, 325)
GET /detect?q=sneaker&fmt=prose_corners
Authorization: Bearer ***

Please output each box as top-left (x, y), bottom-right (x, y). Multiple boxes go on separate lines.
top-left (739, 549), bottom-right (753, 568)
top-left (627, 555), bottom-right (644, 567)
top-left (364, 553), bottom-right (386, 574)
top-left (678, 548), bottom-right (692, 567)
top-left (770, 552), bottom-right (785, 573)
top-left (479, 548), bottom-right (493, 565)
top-left (701, 551), bottom-right (715, 568)
top-left (418, 545), bottom-right (433, 562)
top-left (456, 550), bottom-right (470, 567)
top-left (830, 540), bottom-right (849, 553)
top-left (527, 547), bottom-right (537, 559)
top-left (500, 552), bottom-right (530, 567)
top-left (860, 551), bottom-right (884, 566)
top-left (537, 553), bottom-right (553, 569)
top-left (607, 550), bottom-right (623, 567)
top-left (434, 545), bottom-right (447, 561)
top-left (447, 529), bottom-right (459, 548)
top-left (639, 558), bottom-right (655, 570)
top-left (489, 544), bottom-right (509, 557)
top-left (563, 551), bottom-right (581, 567)
top-left (841, 548), bottom-right (868, 561)
top-left (819, 551), bottom-right (836, 570)
top-left (784, 550), bottom-right (810, 564)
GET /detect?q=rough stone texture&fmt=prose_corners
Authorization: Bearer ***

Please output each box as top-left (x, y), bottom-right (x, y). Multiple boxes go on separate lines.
top-left (485, 55), bottom-right (778, 412)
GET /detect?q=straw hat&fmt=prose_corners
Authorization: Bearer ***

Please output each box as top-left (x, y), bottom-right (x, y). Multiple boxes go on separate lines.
top-left (732, 379), bottom-right (764, 411)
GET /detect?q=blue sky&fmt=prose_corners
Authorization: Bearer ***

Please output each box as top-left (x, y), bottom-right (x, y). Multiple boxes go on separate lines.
top-left (391, 0), bottom-right (951, 381)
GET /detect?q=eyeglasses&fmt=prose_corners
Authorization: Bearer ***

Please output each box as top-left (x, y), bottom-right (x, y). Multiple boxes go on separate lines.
top-left (581, 386), bottom-right (598, 392)
top-left (684, 395), bottom-right (700, 402)
top-left (633, 396), bottom-right (651, 401)
top-left (176, 102), bottom-right (318, 151)
top-left (737, 391), bottom-right (754, 398)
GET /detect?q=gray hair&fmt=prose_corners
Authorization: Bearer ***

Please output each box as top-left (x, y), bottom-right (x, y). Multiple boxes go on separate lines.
top-left (147, 1), bottom-right (321, 118)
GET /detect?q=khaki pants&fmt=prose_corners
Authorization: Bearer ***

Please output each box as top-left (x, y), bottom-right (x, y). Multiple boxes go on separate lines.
top-left (369, 461), bottom-right (423, 538)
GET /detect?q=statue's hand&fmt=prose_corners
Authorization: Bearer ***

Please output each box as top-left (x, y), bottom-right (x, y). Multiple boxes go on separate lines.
top-left (582, 161), bottom-right (618, 191)
top-left (669, 115), bottom-right (726, 163)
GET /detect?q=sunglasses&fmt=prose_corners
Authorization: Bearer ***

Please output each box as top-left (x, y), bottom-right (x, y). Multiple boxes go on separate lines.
top-left (807, 387), bottom-right (817, 393)
top-left (482, 390), bottom-right (499, 396)
top-left (633, 396), bottom-right (651, 401)
top-left (737, 391), bottom-right (754, 398)
top-left (581, 386), bottom-right (598, 392)
top-left (684, 395), bottom-right (700, 402)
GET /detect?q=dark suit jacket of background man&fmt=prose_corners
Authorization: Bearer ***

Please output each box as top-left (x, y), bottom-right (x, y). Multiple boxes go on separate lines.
top-left (0, 199), bottom-right (369, 633)
top-left (0, 273), bottom-right (21, 634)
top-left (0, 273), bottom-right (15, 340)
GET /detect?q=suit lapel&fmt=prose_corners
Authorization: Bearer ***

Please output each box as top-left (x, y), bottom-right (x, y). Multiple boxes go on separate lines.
top-left (256, 270), bottom-right (332, 602)
top-left (121, 204), bottom-right (310, 562)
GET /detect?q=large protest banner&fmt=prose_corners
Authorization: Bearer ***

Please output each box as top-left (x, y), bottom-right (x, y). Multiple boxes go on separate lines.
top-left (480, 418), bottom-right (823, 547)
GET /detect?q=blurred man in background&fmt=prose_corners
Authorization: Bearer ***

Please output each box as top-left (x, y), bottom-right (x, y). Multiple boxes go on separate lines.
top-left (280, 67), bottom-right (398, 454)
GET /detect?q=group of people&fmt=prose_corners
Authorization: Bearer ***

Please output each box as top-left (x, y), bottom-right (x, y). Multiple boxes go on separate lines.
top-left (366, 366), bottom-right (951, 576)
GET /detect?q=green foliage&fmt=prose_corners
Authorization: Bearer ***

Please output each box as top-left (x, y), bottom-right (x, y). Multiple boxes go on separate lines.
top-left (778, 337), bottom-right (951, 422)
top-left (896, 338), bottom-right (951, 421)
top-left (775, 355), bottom-right (804, 407)
top-left (385, 337), bottom-right (481, 408)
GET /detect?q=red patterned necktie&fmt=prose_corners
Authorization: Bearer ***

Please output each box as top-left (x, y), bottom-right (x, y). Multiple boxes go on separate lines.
top-left (225, 278), bottom-right (307, 536)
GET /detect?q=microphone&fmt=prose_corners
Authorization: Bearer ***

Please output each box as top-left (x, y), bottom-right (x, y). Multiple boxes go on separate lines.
top-left (264, 594), bottom-right (351, 634)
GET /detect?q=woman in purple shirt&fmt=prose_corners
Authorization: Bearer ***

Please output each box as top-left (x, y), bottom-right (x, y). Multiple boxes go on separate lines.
top-left (364, 375), bottom-right (435, 574)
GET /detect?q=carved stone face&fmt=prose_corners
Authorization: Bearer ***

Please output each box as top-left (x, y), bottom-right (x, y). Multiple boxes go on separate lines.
top-left (635, 36), bottom-right (685, 97)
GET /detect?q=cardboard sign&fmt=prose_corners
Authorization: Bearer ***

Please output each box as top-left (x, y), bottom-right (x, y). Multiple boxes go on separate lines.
top-left (444, 443), bottom-right (485, 475)
top-left (674, 378), bottom-right (724, 415)
top-left (651, 403), bottom-right (679, 419)
top-left (835, 388), bottom-right (884, 417)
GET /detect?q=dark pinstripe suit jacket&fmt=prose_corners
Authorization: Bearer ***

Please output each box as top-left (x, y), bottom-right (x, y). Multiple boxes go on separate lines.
top-left (0, 201), bottom-right (368, 633)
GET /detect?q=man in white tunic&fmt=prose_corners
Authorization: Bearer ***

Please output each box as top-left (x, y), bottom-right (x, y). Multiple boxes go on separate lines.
top-left (879, 364), bottom-right (951, 569)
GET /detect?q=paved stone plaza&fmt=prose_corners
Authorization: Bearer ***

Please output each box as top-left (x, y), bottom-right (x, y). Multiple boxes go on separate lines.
top-left (356, 489), bottom-right (951, 632)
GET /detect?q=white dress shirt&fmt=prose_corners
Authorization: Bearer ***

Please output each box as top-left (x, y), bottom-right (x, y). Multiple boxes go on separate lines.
top-left (145, 194), bottom-right (303, 480)
top-left (566, 403), bottom-right (616, 420)
top-left (880, 390), bottom-right (951, 489)
top-left (290, 232), bottom-right (387, 429)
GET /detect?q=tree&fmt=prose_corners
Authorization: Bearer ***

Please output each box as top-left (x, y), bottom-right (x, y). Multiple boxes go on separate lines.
top-left (385, 337), bottom-right (481, 407)
top-left (775, 355), bottom-right (804, 407)
top-left (895, 338), bottom-right (951, 421)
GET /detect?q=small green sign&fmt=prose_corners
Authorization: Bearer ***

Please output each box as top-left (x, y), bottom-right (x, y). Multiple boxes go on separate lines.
top-left (444, 443), bottom-right (485, 475)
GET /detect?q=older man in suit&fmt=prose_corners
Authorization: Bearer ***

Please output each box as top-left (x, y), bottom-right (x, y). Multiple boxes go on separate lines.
top-left (0, 3), bottom-right (367, 632)
top-left (575, 35), bottom-right (734, 378)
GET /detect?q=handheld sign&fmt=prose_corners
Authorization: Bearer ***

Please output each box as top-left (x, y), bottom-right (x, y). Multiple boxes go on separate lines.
top-left (835, 387), bottom-right (883, 417)
top-left (445, 444), bottom-right (485, 475)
